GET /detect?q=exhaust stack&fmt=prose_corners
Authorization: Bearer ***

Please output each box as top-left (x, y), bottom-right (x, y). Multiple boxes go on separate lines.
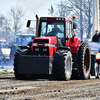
top-left (35, 14), bottom-right (39, 37)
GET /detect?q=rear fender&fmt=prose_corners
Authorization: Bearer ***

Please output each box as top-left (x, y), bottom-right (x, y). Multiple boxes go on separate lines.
top-left (70, 38), bottom-right (81, 54)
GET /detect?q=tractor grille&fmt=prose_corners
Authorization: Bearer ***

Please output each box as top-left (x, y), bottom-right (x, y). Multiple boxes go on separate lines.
top-left (33, 47), bottom-right (49, 56)
top-left (34, 39), bottom-right (49, 43)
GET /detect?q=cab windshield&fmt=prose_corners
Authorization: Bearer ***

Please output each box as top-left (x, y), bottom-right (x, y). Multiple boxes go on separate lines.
top-left (40, 22), bottom-right (65, 39)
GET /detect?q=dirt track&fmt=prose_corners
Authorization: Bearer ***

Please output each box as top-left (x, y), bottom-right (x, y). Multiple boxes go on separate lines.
top-left (0, 73), bottom-right (100, 100)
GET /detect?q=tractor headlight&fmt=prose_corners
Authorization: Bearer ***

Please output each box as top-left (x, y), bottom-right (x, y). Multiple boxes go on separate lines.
top-left (33, 43), bottom-right (38, 46)
top-left (44, 43), bottom-right (50, 46)
top-left (44, 43), bottom-right (56, 47)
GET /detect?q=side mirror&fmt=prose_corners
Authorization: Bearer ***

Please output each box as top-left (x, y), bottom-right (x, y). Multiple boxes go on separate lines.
top-left (73, 22), bottom-right (77, 29)
top-left (26, 20), bottom-right (31, 27)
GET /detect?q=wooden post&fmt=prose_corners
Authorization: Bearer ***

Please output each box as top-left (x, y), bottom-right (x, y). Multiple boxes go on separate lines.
top-left (93, 0), bottom-right (99, 35)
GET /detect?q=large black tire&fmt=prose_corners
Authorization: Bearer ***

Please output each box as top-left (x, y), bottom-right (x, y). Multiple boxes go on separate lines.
top-left (94, 62), bottom-right (99, 78)
top-left (52, 50), bottom-right (72, 80)
top-left (14, 49), bottom-right (28, 80)
top-left (78, 42), bottom-right (91, 79)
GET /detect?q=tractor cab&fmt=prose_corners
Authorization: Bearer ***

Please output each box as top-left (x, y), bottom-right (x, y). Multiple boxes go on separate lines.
top-left (38, 18), bottom-right (65, 48)
top-left (38, 17), bottom-right (76, 46)
top-left (39, 17), bottom-right (76, 37)
top-left (37, 17), bottom-right (80, 54)
top-left (27, 16), bottom-right (78, 54)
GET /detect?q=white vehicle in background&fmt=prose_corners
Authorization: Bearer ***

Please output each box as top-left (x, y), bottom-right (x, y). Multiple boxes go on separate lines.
top-left (0, 38), bottom-right (11, 65)
top-left (0, 35), bottom-right (35, 67)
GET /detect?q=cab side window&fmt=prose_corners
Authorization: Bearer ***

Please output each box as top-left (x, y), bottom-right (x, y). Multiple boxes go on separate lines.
top-left (69, 22), bottom-right (72, 37)
top-left (66, 21), bottom-right (72, 38)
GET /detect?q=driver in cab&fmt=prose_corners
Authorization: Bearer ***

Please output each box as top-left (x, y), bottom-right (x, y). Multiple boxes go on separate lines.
top-left (48, 24), bottom-right (62, 36)
top-left (52, 24), bottom-right (62, 34)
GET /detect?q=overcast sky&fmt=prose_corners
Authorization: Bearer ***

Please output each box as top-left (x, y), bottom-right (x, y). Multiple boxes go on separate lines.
top-left (0, 0), bottom-right (61, 30)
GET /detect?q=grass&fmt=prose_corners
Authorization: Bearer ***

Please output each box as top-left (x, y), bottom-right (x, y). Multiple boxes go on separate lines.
top-left (0, 72), bottom-right (14, 74)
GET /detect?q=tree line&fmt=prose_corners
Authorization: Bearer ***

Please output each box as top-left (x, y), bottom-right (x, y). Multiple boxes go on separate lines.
top-left (0, 0), bottom-right (93, 43)
top-left (0, 6), bottom-right (26, 42)
top-left (54, 0), bottom-right (93, 39)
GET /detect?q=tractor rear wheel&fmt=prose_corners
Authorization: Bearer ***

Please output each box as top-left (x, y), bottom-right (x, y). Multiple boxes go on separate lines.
top-left (78, 42), bottom-right (91, 79)
top-left (52, 50), bottom-right (72, 80)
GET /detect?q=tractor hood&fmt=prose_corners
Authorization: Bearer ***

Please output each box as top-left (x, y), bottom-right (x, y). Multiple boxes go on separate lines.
top-left (33, 36), bottom-right (58, 45)
top-left (32, 36), bottom-right (58, 56)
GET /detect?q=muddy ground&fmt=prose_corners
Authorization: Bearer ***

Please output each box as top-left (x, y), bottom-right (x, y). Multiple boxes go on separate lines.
top-left (0, 73), bottom-right (100, 100)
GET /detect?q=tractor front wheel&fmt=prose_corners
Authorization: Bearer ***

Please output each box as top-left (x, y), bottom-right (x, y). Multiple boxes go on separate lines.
top-left (52, 50), bottom-right (72, 80)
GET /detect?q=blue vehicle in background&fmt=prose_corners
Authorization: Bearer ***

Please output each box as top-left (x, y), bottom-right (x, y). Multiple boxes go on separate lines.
top-left (9, 34), bottom-right (35, 65)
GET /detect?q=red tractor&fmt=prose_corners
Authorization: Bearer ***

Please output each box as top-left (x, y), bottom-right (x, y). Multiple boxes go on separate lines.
top-left (14, 15), bottom-right (91, 80)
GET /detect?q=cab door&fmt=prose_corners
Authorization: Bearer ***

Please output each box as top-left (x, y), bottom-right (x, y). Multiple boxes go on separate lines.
top-left (65, 21), bottom-right (73, 46)
top-left (65, 20), bottom-right (81, 54)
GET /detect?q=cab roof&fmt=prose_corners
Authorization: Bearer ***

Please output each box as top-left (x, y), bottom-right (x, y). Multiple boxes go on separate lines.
top-left (40, 17), bottom-right (71, 22)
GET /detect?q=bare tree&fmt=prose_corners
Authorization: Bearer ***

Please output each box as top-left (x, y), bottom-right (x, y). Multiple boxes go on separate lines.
top-left (0, 15), bottom-right (11, 38)
top-left (68, 0), bottom-right (93, 38)
top-left (55, 1), bottom-right (72, 17)
top-left (55, 0), bottom-right (93, 39)
top-left (8, 6), bottom-right (25, 34)
top-left (0, 6), bottom-right (25, 42)
top-left (0, 15), bottom-right (5, 37)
